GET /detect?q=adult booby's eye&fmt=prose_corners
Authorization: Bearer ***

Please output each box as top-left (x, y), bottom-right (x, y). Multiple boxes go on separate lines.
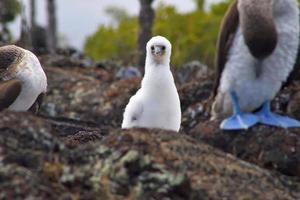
top-left (161, 46), bottom-right (166, 50)
top-left (151, 46), bottom-right (155, 51)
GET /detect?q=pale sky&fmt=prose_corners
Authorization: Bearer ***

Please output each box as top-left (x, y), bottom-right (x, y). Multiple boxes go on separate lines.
top-left (9, 0), bottom-right (223, 50)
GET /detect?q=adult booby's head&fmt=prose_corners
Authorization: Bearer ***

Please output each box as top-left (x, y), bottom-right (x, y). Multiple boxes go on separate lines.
top-left (146, 36), bottom-right (172, 65)
top-left (0, 45), bottom-right (47, 113)
top-left (238, 0), bottom-right (278, 59)
top-left (0, 45), bottom-right (26, 80)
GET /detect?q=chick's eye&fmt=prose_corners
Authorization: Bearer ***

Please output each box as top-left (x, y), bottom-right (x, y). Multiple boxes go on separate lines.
top-left (161, 46), bottom-right (166, 50)
top-left (151, 46), bottom-right (155, 50)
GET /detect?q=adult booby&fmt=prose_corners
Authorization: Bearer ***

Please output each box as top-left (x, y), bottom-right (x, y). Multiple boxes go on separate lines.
top-left (212, 0), bottom-right (300, 130)
top-left (0, 45), bottom-right (47, 113)
top-left (122, 36), bottom-right (181, 132)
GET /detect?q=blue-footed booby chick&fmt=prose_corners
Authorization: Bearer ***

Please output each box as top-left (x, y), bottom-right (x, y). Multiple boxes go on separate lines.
top-left (122, 36), bottom-right (181, 132)
top-left (212, 0), bottom-right (300, 130)
top-left (0, 45), bottom-right (47, 113)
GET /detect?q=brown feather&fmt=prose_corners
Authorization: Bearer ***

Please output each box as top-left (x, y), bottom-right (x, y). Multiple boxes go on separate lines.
top-left (0, 45), bottom-right (24, 69)
top-left (0, 79), bottom-right (22, 111)
top-left (239, 0), bottom-right (277, 59)
top-left (29, 93), bottom-right (45, 114)
top-left (213, 0), bottom-right (239, 97)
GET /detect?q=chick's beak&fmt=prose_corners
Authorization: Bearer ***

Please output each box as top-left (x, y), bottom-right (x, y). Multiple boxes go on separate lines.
top-left (152, 46), bottom-right (165, 56)
top-left (154, 46), bottom-right (162, 55)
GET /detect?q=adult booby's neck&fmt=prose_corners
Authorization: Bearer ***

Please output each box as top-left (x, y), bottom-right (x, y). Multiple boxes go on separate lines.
top-left (7, 51), bottom-right (47, 111)
top-left (15, 50), bottom-right (47, 92)
top-left (238, 0), bottom-right (278, 59)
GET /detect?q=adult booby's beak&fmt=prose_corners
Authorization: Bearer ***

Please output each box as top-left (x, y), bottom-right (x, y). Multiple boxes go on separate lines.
top-left (238, 0), bottom-right (277, 59)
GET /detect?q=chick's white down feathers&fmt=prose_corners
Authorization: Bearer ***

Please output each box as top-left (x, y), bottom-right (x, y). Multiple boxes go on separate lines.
top-left (122, 36), bottom-right (181, 132)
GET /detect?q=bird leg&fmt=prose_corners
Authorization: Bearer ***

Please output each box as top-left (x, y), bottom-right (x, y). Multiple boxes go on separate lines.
top-left (220, 91), bottom-right (259, 130)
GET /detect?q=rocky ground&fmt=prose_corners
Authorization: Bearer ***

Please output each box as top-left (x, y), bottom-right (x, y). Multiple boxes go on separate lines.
top-left (1, 55), bottom-right (300, 199)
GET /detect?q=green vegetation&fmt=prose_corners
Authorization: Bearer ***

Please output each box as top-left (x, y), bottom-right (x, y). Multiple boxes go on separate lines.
top-left (0, 0), bottom-right (21, 23)
top-left (84, 0), bottom-right (232, 67)
top-left (84, 9), bottom-right (138, 64)
top-left (0, 0), bottom-right (21, 42)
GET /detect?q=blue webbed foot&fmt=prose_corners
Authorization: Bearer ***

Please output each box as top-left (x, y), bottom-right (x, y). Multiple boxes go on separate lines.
top-left (221, 113), bottom-right (259, 130)
top-left (256, 102), bottom-right (300, 128)
top-left (220, 91), bottom-right (259, 130)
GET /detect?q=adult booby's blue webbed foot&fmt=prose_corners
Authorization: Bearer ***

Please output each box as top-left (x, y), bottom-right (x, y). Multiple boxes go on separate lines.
top-left (221, 92), bottom-right (259, 130)
top-left (255, 101), bottom-right (300, 128)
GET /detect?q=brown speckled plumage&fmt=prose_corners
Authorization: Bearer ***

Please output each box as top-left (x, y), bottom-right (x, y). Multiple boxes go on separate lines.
top-left (0, 45), bottom-right (25, 70)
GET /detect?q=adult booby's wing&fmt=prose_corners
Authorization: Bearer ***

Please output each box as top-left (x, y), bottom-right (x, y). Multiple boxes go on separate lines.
top-left (213, 0), bottom-right (239, 97)
top-left (0, 79), bottom-right (22, 111)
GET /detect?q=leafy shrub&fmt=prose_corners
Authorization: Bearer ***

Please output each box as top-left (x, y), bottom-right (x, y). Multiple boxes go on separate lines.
top-left (84, 1), bottom-right (231, 67)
